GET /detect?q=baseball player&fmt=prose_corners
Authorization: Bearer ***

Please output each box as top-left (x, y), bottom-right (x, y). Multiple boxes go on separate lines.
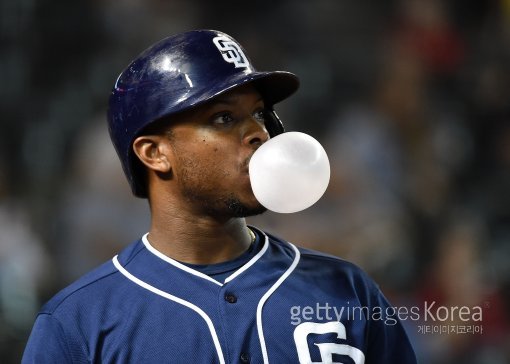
top-left (23, 30), bottom-right (417, 363)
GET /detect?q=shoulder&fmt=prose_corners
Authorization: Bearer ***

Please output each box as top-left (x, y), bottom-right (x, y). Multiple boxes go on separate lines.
top-left (263, 229), bottom-right (377, 290)
top-left (40, 239), bottom-right (144, 316)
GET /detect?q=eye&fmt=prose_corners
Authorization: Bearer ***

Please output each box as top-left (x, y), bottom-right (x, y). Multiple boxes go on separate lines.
top-left (211, 112), bottom-right (235, 125)
top-left (253, 109), bottom-right (268, 122)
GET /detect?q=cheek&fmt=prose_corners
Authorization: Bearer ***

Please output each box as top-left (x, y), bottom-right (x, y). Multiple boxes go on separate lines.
top-left (175, 141), bottom-right (234, 184)
top-left (170, 127), bottom-right (244, 176)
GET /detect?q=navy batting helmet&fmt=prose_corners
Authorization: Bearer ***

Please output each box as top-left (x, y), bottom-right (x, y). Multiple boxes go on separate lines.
top-left (107, 29), bottom-right (299, 197)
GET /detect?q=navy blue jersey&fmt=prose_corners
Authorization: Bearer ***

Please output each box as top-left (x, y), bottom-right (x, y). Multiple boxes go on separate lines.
top-left (23, 228), bottom-right (416, 363)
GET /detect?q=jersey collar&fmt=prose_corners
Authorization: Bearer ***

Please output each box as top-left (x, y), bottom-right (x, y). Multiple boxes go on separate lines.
top-left (140, 228), bottom-right (269, 286)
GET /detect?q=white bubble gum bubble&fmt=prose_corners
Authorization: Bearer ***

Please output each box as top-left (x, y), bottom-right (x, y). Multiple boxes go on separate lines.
top-left (249, 131), bottom-right (330, 213)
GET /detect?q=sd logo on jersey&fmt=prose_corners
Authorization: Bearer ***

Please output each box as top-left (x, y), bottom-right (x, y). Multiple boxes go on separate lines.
top-left (213, 35), bottom-right (250, 68)
top-left (294, 321), bottom-right (365, 364)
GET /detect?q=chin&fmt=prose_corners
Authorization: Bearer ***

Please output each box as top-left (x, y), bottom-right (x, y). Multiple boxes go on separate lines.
top-left (225, 198), bottom-right (267, 218)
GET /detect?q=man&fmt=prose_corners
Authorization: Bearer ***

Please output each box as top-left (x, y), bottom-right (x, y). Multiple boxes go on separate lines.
top-left (23, 30), bottom-right (417, 363)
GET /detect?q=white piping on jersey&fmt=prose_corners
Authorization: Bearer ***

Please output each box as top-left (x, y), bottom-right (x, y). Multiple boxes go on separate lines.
top-left (112, 256), bottom-right (226, 364)
top-left (224, 233), bottom-right (269, 284)
top-left (257, 242), bottom-right (301, 364)
top-left (142, 233), bottom-right (222, 286)
top-left (141, 232), bottom-right (270, 286)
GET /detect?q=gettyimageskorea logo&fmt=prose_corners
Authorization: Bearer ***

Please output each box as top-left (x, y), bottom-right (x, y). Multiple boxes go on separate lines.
top-left (290, 301), bottom-right (485, 335)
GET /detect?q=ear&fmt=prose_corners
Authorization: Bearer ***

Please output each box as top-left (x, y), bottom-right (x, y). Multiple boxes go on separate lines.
top-left (132, 135), bottom-right (172, 173)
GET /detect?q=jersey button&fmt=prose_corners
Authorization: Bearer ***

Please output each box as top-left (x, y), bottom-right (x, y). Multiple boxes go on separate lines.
top-left (224, 293), bottom-right (237, 303)
top-left (240, 353), bottom-right (250, 363)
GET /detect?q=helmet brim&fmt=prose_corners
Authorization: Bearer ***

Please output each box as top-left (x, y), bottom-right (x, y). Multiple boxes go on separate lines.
top-left (180, 70), bottom-right (300, 113)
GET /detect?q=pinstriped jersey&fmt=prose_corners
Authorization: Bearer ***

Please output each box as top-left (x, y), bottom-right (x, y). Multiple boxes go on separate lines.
top-left (22, 227), bottom-right (416, 363)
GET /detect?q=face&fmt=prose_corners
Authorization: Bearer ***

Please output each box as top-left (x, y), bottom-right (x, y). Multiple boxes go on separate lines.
top-left (164, 84), bottom-right (270, 218)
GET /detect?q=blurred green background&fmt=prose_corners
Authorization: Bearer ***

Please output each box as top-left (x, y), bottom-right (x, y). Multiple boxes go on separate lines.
top-left (1, 0), bottom-right (509, 362)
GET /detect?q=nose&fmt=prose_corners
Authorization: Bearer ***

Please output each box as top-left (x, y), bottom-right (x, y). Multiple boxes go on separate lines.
top-left (242, 118), bottom-right (270, 148)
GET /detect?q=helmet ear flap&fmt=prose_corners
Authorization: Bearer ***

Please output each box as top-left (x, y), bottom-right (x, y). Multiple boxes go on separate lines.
top-left (265, 109), bottom-right (285, 137)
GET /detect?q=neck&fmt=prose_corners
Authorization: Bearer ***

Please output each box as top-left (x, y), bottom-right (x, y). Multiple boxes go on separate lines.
top-left (147, 208), bottom-right (253, 265)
